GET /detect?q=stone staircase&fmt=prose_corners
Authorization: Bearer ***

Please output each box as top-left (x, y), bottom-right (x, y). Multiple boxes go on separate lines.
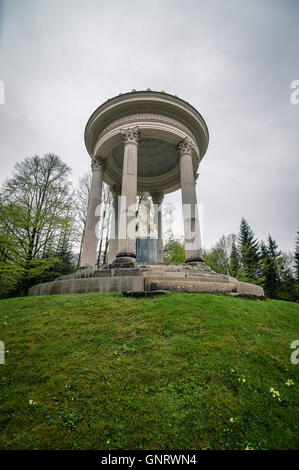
top-left (28, 261), bottom-right (264, 297)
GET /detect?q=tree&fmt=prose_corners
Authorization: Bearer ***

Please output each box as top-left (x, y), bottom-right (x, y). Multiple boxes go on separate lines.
top-left (54, 208), bottom-right (77, 274)
top-left (204, 234), bottom-right (234, 275)
top-left (229, 234), bottom-right (240, 277)
top-left (276, 251), bottom-right (298, 302)
top-left (0, 154), bottom-right (75, 296)
top-left (260, 235), bottom-right (281, 298)
top-left (97, 183), bottom-right (112, 265)
top-left (75, 172), bottom-right (91, 268)
top-left (164, 238), bottom-right (186, 264)
top-left (238, 218), bottom-right (260, 281)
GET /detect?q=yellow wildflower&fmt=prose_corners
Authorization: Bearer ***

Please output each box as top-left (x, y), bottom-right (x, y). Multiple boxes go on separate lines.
top-left (285, 379), bottom-right (294, 387)
top-left (270, 387), bottom-right (281, 400)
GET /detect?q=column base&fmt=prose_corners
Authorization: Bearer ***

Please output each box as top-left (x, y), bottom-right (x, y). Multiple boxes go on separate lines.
top-left (109, 256), bottom-right (137, 269)
top-left (116, 252), bottom-right (137, 259)
top-left (78, 264), bottom-right (94, 270)
top-left (186, 257), bottom-right (204, 263)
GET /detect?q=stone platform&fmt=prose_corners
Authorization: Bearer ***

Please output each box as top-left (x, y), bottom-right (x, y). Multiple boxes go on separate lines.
top-left (28, 260), bottom-right (264, 297)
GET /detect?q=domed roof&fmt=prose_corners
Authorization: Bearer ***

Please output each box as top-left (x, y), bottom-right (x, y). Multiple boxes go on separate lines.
top-left (84, 90), bottom-right (209, 194)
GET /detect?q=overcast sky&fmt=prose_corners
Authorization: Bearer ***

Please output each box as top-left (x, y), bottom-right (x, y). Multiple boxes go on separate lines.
top-left (0, 0), bottom-right (298, 251)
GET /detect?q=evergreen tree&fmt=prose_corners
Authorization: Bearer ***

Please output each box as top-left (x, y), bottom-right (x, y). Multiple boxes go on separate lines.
top-left (277, 251), bottom-right (297, 302)
top-left (261, 235), bottom-right (281, 298)
top-left (259, 240), bottom-right (268, 258)
top-left (54, 211), bottom-right (76, 275)
top-left (238, 218), bottom-right (260, 281)
top-left (229, 234), bottom-right (240, 277)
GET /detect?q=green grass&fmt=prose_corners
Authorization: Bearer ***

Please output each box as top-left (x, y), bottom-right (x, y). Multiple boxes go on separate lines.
top-left (0, 292), bottom-right (298, 450)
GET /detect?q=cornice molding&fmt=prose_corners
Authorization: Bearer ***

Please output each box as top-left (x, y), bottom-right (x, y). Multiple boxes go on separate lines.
top-left (95, 108), bottom-right (199, 151)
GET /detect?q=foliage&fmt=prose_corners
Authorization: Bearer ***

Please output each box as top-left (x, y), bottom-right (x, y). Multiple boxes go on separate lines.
top-left (0, 292), bottom-right (298, 450)
top-left (203, 235), bottom-right (233, 275)
top-left (276, 251), bottom-right (299, 302)
top-left (163, 238), bottom-right (186, 264)
top-left (75, 172), bottom-right (91, 268)
top-left (97, 183), bottom-right (112, 265)
top-left (0, 154), bottom-right (77, 297)
top-left (229, 234), bottom-right (240, 277)
top-left (0, 153), bottom-right (297, 303)
top-left (260, 235), bottom-right (281, 298)
top-left (238, 218), bottom-right (260, 281)
top-left (204, 219), bottom-right (298, 302)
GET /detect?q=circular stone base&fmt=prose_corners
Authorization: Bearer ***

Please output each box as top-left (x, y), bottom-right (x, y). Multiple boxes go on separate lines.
top-left (28, 263), bottom-right (264, 297)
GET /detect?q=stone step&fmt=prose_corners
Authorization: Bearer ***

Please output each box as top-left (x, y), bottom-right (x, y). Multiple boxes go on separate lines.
top-left (145, 278), bottom-right (237, 293)
top-left (146, 267), bottom-right (216, 275)
top-left (143, 272), bottom-right (229, 282)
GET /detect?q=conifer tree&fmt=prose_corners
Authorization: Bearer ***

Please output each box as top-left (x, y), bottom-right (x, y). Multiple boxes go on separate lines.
top-left (259, 240), bottom-right (268, 258)
top-left (229, 234), bottom-right (240, 277)
top-left (261, 235), bottom-right (281, 298)
top-left (238, 218), bottom-right (260, 281)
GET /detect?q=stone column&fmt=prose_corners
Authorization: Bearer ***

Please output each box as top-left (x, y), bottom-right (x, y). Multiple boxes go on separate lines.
top-left (80, 157), bottom-right (106, 268)
top-left (117, 127), bottom-right (140, 259)
top-left (108, 184), bottom-right (121, 264)
top-left (151, 191), bottom-right (164, 263)
top-left (177, 137), bottom-right (203, 263)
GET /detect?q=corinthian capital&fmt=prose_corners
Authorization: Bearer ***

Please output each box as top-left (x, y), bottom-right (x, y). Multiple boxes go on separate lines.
top-left (121, 127), bottom-right (140, 145)
top-left (176, 137), bottom-right (195, 156)
top-left (91, 157), bottom-right (107, 172)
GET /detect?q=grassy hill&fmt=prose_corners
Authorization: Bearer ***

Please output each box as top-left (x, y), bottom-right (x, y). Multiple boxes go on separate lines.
top-left (0, 292), bottom-right (298, 450)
